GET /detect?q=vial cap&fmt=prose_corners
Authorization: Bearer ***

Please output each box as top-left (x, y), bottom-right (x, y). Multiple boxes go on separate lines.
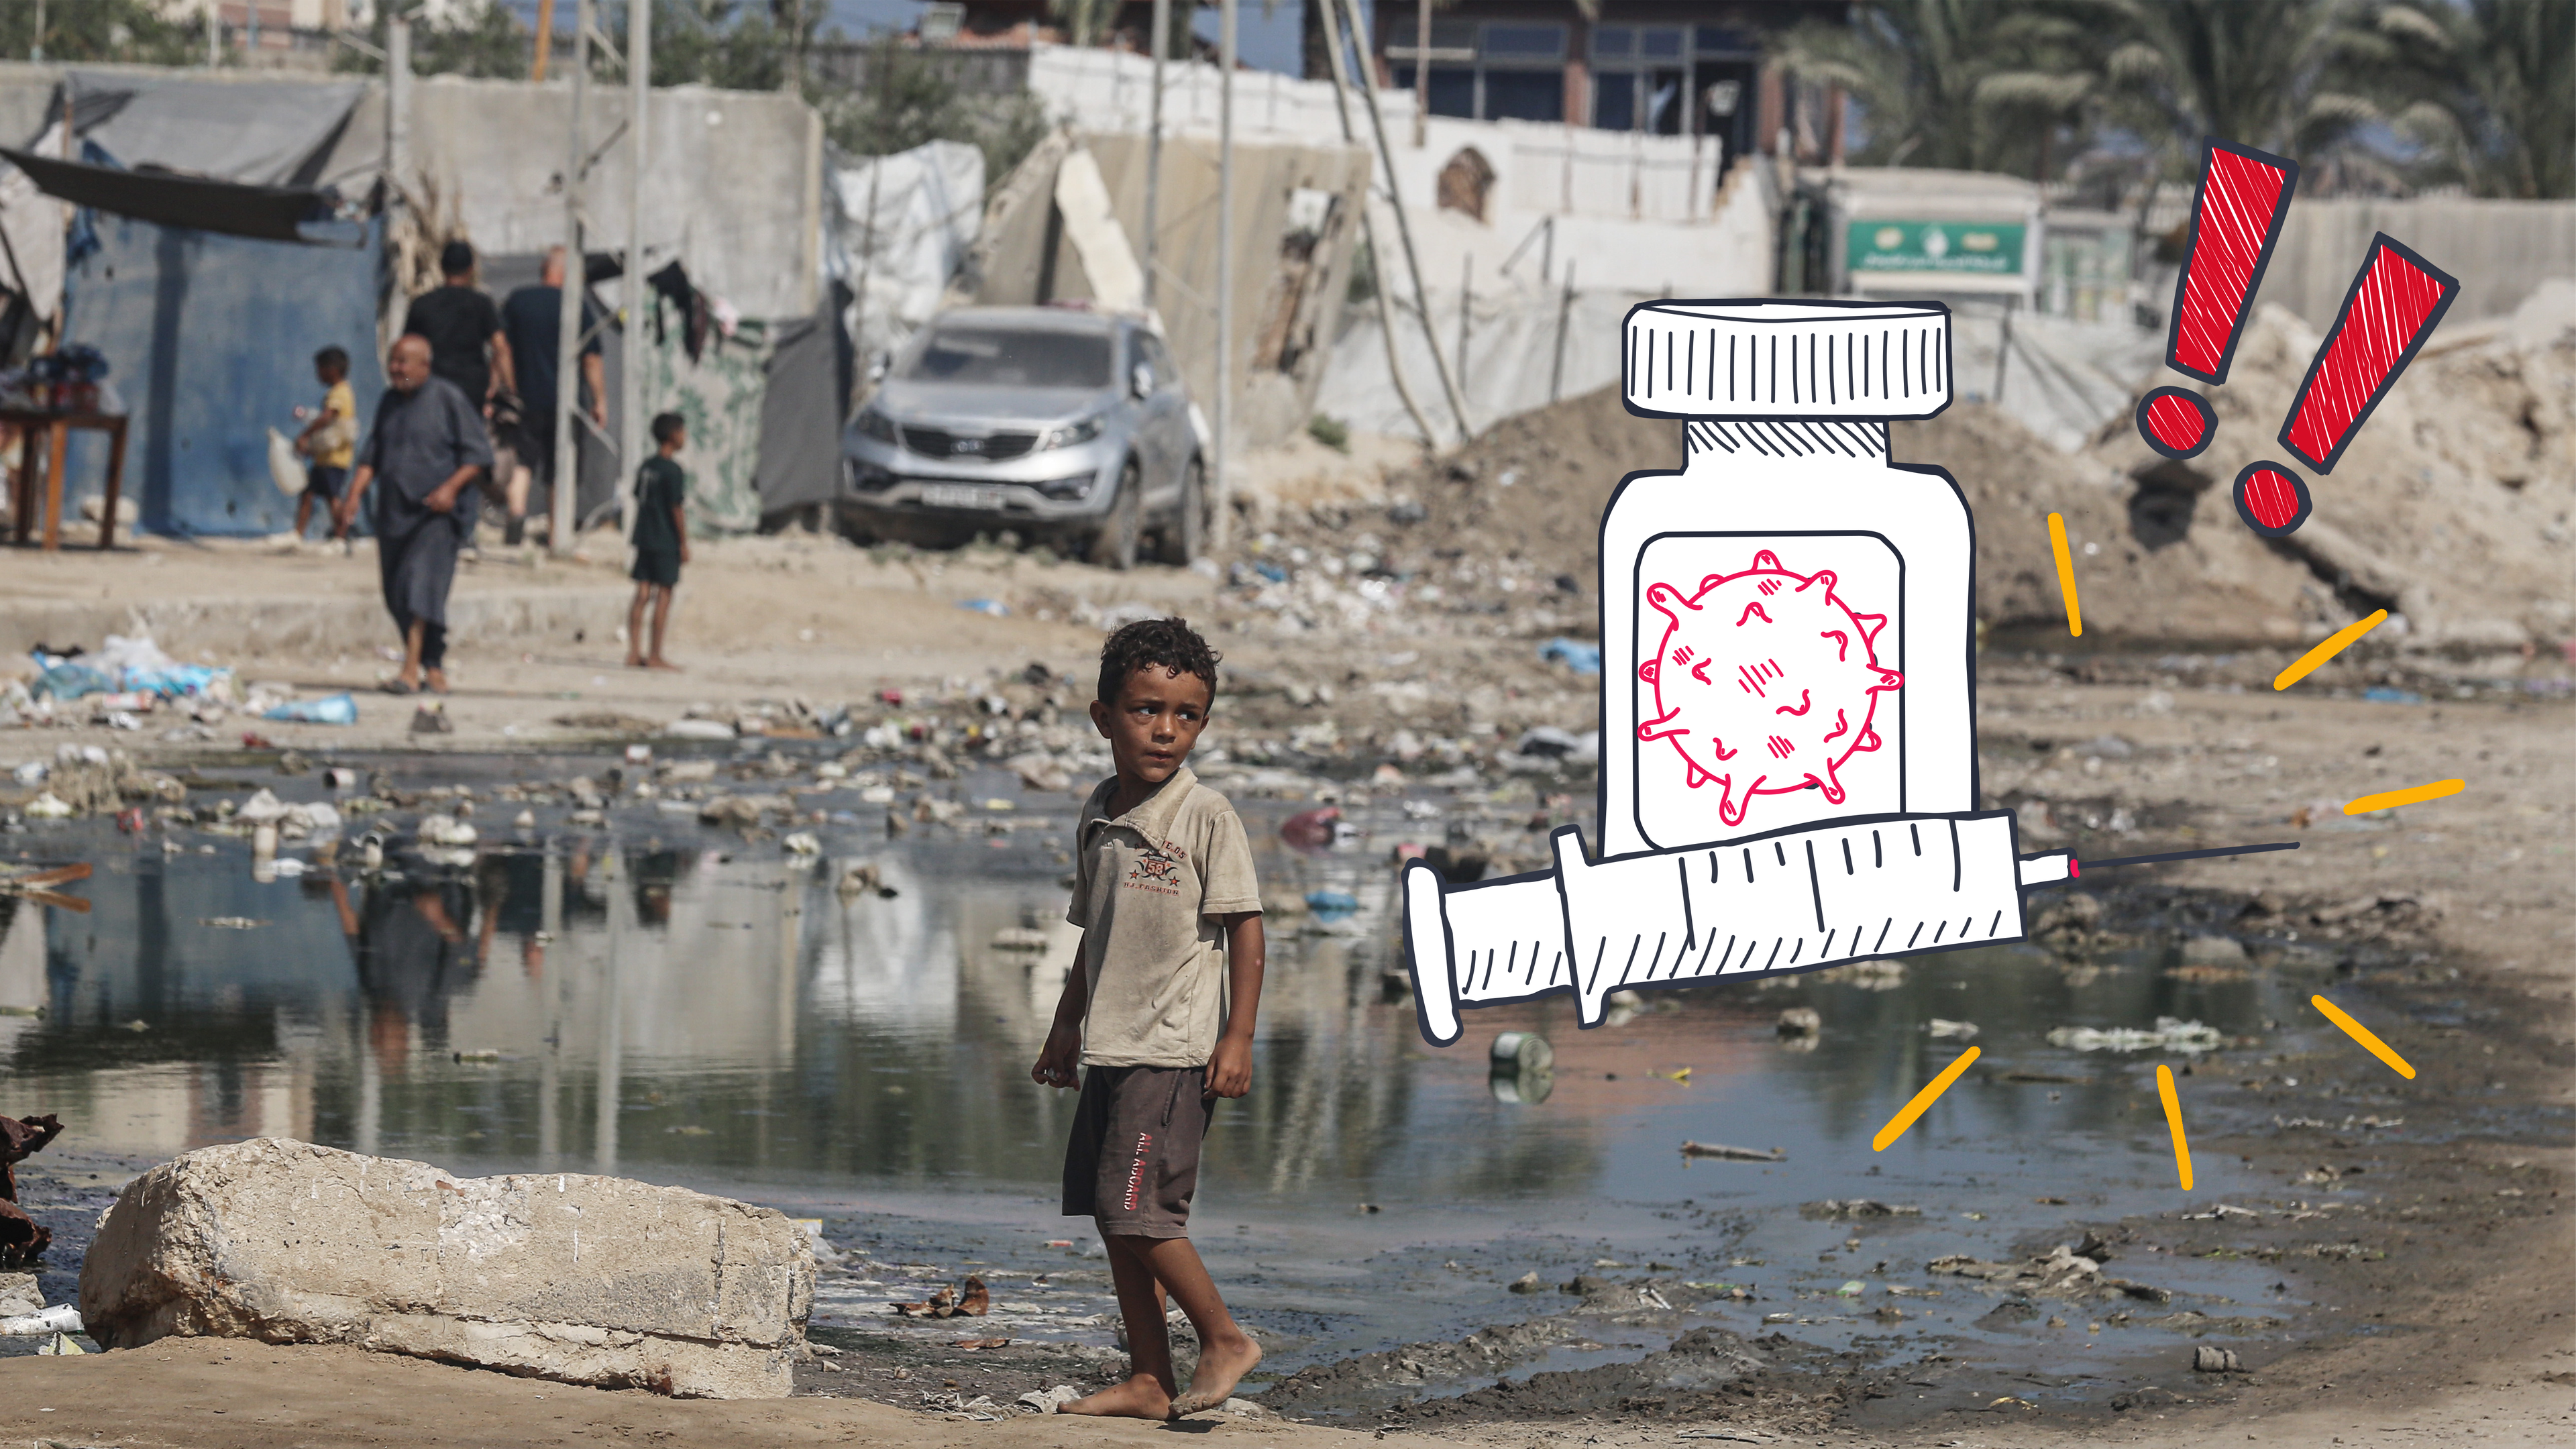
top-left (1625, 301), bottom-right (1951, 420)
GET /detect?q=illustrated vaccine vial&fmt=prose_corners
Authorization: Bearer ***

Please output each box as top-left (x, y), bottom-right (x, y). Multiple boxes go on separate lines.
top-left (1393, 298), bottom-right (2071, 1047)
top-left (1600, 301), bottom-right (1972, 857)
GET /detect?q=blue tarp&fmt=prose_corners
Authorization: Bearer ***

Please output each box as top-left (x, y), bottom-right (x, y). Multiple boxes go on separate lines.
top-left (60, 213), bottom-right (385, 537)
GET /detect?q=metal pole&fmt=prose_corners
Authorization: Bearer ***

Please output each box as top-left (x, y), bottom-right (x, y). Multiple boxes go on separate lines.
top-left (1456, 251), bottom-right (1470, 396)
top-left (552, 0), bottom-right (590, 556)
top-left (1143, 0), bottom-right (1167, 309)
top-left (384, 15), bottom-right (412, 356)
top-left (208, 4), bottom-right (219, 67)
top-left (1549, 260), bottom-right (1576, 403)
top-left (1413, 0), bottom-right (1430, 149)
top-left (619, 0), bottom-right (650, 542)
top-left (1316, 0), bottom-right (1439, 447)
top-left (30, 0), bottom-right (42, 64)
top-left (1214, 0), bottom-right (1235, 547)
top-left (1336, 0), bottom-right (1470, 440)
top-left (534, 0), bottom-right (556, 82)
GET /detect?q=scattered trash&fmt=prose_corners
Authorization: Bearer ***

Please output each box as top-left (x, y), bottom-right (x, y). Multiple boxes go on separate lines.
top-left (34, 1330), bottom-right (83, 1354)
top-left (0, 863), bottom-right (91, 914)
top-left (21, 792), bottom-right (72, 820)
top-left (1018, 1385), bottom-right (1083, 1413)
top-left (198, 917), bottom-right (263, 930)
top-left (1835, 1280), bottom-right (1865, 1297)
top-left (1279, 805), bottom-right (1346, 849)
top-left (0, 1113), bottom-right (66, 1267)
top-left (665, 719), bottom-right (735, 741)
top-left (991, 926), bottom-right (1051, 952)
top-left (1776, 1008), bottom-right (1821, 1036)
top-left (1680, 1141), bottom-right (1785, 1162)
top-left (417, 815), bottom-right (476, 847)
top-left (2192, 1345), bottom-right (2245, 1373)
top-left (1508, 1271), bottom-right (1544, 1293)
top-left (1929, 1245), bottom-right (2167, 1303)
top-left (1537, 638), bottom-right (1602, 674)
top-left (782, 832), bottom-right (822, 856)
top-left (1647, 1067), bottom-right (1693, 1083)
top-left (952, 1336), bottom-right (1012, 1350)
top-left (957, 598), bottom-right (1010, 616)
top-left (1305, 889), bottom-right (1358, 919)
top-left (265, 693), bottom-right (359, 726)
top-left (1927, 1018), bottom-right (1979, 1039)
top-left (1491, 1032), bottom-right (1554, 1074)
top-left (1801, 1200), bottom-right (1923, 1219)
top-left (2361, 686), bottom-right (2424, 704)
top-left (2047, 1018), bottom-right (2222, 1053)
top-left (894, 1275), bottom-right (990, 1319)
top-left (1675, 1430), bottom-right (1776, 1444)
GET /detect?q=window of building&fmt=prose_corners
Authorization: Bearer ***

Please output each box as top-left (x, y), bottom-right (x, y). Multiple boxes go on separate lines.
top-left (1392, 20), bottom-right (1570, 124)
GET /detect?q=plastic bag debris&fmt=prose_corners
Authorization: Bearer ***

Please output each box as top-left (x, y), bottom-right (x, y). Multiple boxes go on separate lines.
top-left (1019, 1385), bottom-right (1084, 1413)
top-left (1304, 890), bottom-right (1358, 920)
top-left (1538, 637), bottom-right (1603, 674)
top-left (1927, 1018), bottom-right (1979, 1038)
top-left (2047, 1017), bottom-right (2222, 1053)
top-left (0, 1302), bottom-right (81, 1336)
top-left (262, 692), bottom-right (358, 725)
top-left (1776, 1007), bottom-right (1821, 1036)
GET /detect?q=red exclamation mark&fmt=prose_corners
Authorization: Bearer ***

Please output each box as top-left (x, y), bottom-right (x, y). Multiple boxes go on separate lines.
top-left (2277, 235), bottom-right (2461, 474)
top-left (2137, 140), bottom-right (2298, 461)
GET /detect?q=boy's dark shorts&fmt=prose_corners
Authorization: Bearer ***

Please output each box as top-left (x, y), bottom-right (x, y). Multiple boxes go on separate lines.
top-left (305, 464), bottom-right (347, 501)
top-left (631, 547), bottom-right (681, 588)
top-left (1062, 1063), bottom-right (1212, 1238)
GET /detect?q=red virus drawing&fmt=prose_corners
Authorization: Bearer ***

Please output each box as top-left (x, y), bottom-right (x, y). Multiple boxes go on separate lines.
top-left (1637, 549), bottom-right (1902, 830)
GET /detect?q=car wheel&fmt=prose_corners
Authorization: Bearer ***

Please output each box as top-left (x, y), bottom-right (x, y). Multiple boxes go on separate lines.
top-left (1157, 456), bottom-right (1207, 566)
top-left (1089, 459), bottom-right (1142, 571)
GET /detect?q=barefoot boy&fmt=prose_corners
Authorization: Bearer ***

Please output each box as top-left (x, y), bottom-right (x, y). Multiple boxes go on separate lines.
top-left (1034, 618), bottom-right (1267, 1419)
top-left (625, 412), bottom-right (688, 670)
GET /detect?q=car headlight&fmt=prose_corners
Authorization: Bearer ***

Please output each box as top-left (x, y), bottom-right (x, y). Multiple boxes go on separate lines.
top-left (1036, 473), bottom-right (1095, 501)
top-left (854, 407), bottom-right (898, 444)
top-left (1038, 414), bottom-right (1106, 451)
top-left (845, 457), bottom-right (897, 493)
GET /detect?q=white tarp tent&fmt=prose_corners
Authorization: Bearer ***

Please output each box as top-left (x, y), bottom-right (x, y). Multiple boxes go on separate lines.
top-left (828, 140), bottom-right (985, 366)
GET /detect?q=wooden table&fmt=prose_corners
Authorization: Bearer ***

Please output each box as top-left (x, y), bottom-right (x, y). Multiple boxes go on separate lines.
top-left (5, 409), bottom-right (131, 551)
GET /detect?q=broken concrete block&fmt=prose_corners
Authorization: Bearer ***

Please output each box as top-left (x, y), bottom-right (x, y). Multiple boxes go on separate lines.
top-left (78, 1138), bottom-right (812, 1398)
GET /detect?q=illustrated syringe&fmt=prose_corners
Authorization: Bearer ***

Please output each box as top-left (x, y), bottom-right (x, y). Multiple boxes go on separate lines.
top-left (1400, 811), bottom-right (2073, 1045)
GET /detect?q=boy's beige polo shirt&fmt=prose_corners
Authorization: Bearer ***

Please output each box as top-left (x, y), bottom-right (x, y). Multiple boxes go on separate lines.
top-left (1065, 767), bottom-right (1263, 1068)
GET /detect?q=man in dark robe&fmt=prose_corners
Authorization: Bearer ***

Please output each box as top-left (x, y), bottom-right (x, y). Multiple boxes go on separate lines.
top-left (337, 334), bottom-right (492, 694)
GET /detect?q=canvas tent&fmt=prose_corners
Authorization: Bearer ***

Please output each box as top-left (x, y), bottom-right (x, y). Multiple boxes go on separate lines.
top-left (4, 69), bottom-right (386, 537)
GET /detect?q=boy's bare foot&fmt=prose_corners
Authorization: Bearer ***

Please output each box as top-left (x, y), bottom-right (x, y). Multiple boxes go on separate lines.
top-left (645, 657), bottom-right (682, 672)
top-left (1059, 1374), bottom-right (1172, 1419)
top-left (625, 655), bottom-right (647, 669)
top-left (423, 668), bottom-right (449, 695)
top-left (1170, 1330), bottom-right (1263, 1416)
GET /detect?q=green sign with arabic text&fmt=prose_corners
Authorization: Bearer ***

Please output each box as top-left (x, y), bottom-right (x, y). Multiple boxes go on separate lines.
top-left (1848, 220), bottom-right (2027, 275)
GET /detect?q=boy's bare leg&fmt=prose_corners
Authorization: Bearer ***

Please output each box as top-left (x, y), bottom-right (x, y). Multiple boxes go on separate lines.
top-left (398, 621), bottom-right (425, 690)
top-left (1141, 1236), bottom-right (1263, 1414)
top-left (646, 585), bottom-right (679, 669)
top-left (294, 492), bottom-right (315, 539)
top-left (1061, 1234), bottom-right (1176, 1418)
top-left (624, 586), bottom-right (649, 667)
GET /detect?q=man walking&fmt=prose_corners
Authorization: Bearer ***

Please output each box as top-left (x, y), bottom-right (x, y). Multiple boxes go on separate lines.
top-left (404, 239), bottom-right (513, 413)
top-left (500, 246), bottom-right (606, 546)
top-left (336, 335), bottom-right (492, 696)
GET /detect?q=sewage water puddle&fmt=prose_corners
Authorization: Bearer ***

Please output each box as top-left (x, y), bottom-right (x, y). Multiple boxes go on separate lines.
top-left (0, 752), bottom-right (2331, 1405)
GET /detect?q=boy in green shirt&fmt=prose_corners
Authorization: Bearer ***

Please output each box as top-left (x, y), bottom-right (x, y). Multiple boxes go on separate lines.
top-left (626, 412), bottom-right (688, 671)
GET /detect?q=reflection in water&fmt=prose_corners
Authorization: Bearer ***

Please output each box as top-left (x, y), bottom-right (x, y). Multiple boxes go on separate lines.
top-left (2, 804), bottom-right (2277, 1240)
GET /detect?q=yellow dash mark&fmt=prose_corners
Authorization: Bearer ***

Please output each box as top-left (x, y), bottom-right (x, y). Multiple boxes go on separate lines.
top-left (2156, 1064), bottom-right (2194, 1191)
top-left (1872, 1045), bottom-right (1980, 1151)
top-left (2312, 994), bottom-right (2418, 1079)
top-left (2273, 609), bottom-right (2389, 690)
top-left (2343, 778), bottom-right (2465, 816)
top-left (2046, 513), bottom-right (2082, 637)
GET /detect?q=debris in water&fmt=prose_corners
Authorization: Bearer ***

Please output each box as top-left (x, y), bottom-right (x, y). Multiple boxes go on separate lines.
top-left (1680, 1141), bottom-right (1785, 1162)
top-left (1776, 1008), bottom-right (1821, 1036)
top-left (0, 863), bottom-right (91, 914)
top-left (895, 1275), bottom-right (991, 1319)
top-left (2048, 1018), bottom-right (2222, 1053)
top-left (1927, 1018), bottom-right (1979, 1038)
top-left (1800, 1200), bottom-right (1923, 1219)
top-left (2193, 1346), bottom-right (2245, 1373)
top-left (0, 1113), bottom-right (65, 1267)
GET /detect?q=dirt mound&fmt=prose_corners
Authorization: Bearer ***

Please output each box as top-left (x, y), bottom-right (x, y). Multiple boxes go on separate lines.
top-left (2080, 299), bottom-right (2575, 652)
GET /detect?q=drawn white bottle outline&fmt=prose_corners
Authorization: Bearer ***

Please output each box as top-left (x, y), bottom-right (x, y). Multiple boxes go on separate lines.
top-left (1399, 300), bottom-right (2074, 1048)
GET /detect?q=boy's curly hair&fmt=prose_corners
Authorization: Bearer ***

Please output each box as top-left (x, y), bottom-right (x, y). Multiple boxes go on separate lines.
top-left (1097, 616), bottom-right (1221, 706)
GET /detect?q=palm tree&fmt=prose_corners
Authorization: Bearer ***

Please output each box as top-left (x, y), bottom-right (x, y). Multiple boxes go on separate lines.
top-left (2092, 0), bottom-right (2380, 173)
top-left (2344, 0), bottom-right (2574, 198)
top-left (1768, 0), bottom-right (2105, 177)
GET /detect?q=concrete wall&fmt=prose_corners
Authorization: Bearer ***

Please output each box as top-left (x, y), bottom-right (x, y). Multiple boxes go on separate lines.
top-left (408, 76), bottom-right (824, 322)
top-left (0, 62), bottom-right (824, 324)
top-left (2263, 197), bottom-right (2576, 329)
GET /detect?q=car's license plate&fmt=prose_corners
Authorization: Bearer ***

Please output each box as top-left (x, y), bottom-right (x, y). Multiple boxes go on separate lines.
top-left (920, 484), bottom-right (1007, 511)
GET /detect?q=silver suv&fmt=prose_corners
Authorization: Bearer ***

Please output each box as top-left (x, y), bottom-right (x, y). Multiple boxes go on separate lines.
top-left (840, 307), bottom-right (1205, 569)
